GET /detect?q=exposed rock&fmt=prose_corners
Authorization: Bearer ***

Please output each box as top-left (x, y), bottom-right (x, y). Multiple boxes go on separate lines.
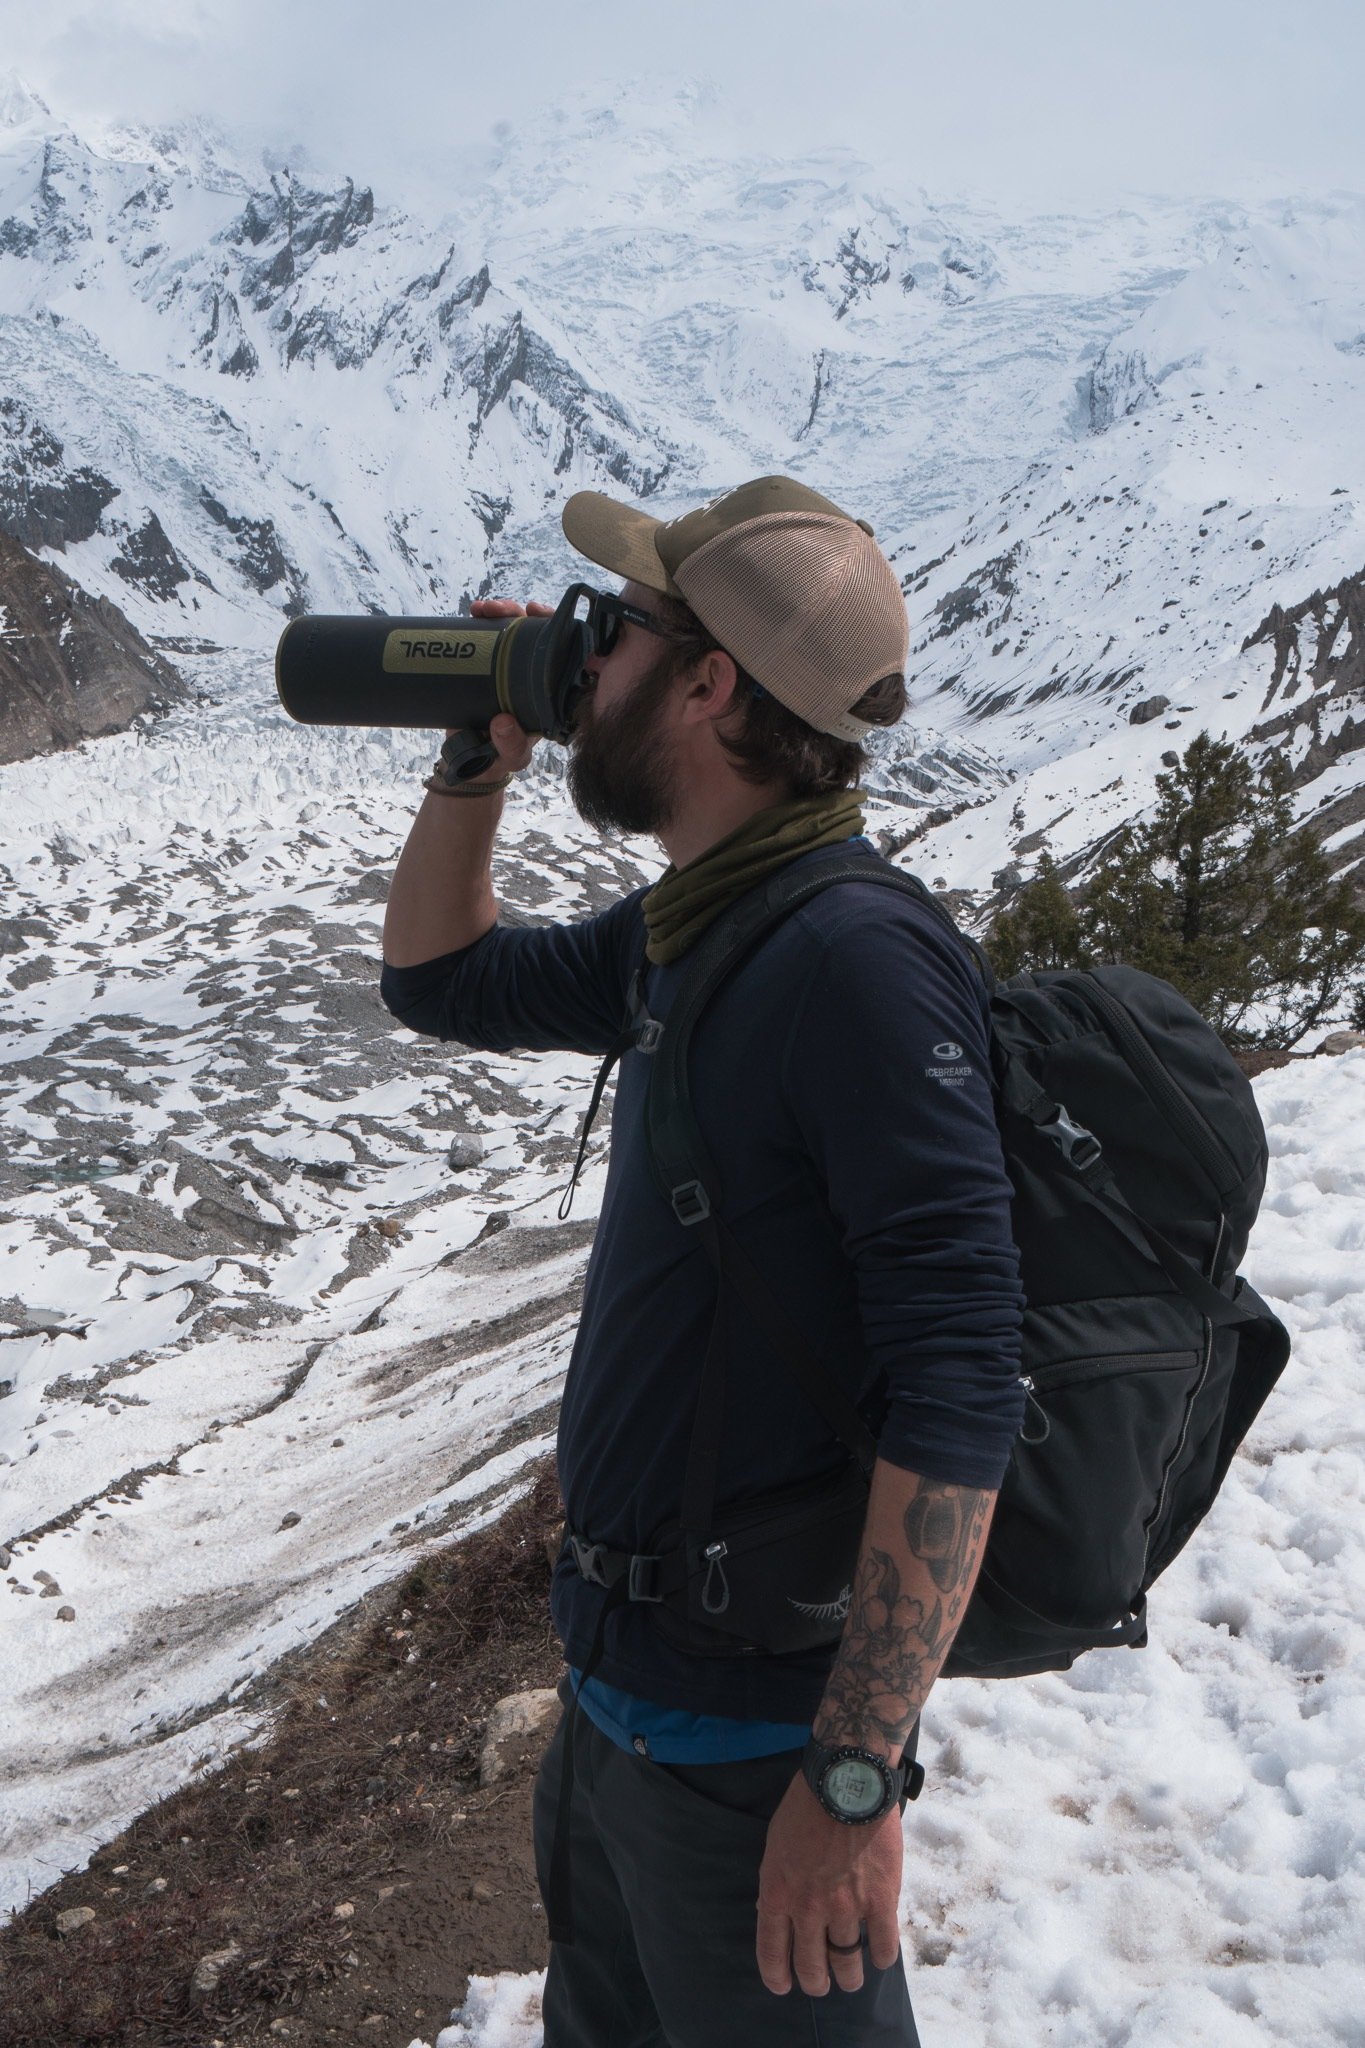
top-left (192, 284), bottom-right (259, 377)
top-left (0, 399), bottom-right (119, 550)
top-left (198, 489), bottom-right (306, 612)
top-left (1244, 571), bottom-right (1365, 842)
top-left (927, 549), bottom-right (1019, 643)
top-left (1318, 1030), bottom-right (1365, 1054)
top-left (278, 1511), bottom-right (301, 1530)
top-left (1129, 695), bottom-right (1171, 725)
top-left (55, 1905), bottom-right (96, 1934)
top-left (457, 310), bottom-right (668, 495)
top-left (109, 511), bottom-right (193, 602)
top-left (56, 1604), bottom-right (75, 1620)
top-left (190, 1942), bottom-right (243, 1998)
top-left (478, 1686), bottom-right (560, 1786)
top-left (0, 531), bottom-right (185, 763)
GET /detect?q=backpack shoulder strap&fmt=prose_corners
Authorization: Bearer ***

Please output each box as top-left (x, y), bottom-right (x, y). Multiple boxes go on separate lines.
top-left (647, 847), bottom-right (985, 1222)
top-left (647, 847), bottom-right (963, 1482)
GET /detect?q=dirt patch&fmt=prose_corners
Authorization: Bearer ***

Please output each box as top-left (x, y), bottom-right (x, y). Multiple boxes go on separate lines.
top-left (1232, 1046), bottom-right (1298, 1078)
top-left (0, 1463), bottom-right (565, 2047)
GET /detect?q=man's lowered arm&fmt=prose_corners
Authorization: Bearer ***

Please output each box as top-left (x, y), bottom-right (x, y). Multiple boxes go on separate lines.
top-left (755, 1459), bottom-right (995, 2000)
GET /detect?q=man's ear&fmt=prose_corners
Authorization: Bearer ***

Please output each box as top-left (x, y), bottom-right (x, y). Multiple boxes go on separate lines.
top-left (677, 646), bottom-right (740, 727)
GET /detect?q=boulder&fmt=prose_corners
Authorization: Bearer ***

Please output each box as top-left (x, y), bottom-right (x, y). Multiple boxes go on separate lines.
top-left (1129, 695), bottom-right (1171, 726)
top-left (190, 1942), bottom-right (243, 1999)
top-left (1318, 1030), bottom-right (1365, 1055)
top-left (478, 1687), bottom-right (561, 1786)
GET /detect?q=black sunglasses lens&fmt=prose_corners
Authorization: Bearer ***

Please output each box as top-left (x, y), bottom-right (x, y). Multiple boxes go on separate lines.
top-left (593, 599), bottom-right (621, 657)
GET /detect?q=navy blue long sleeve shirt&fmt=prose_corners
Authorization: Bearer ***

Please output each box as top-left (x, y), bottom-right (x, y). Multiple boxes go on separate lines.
top-left (381, 847), bottom-right (1024, 1720)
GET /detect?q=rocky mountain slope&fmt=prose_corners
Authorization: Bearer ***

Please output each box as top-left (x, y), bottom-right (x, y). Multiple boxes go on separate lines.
top-left (893, 208), bottom-right (1365, 899)
top-left (0, 528), bottom-right (183, 762)
top-left (2, 74), bottom-right (1365, 1934)
top-left (0, 81), bottom-right (1361, 869)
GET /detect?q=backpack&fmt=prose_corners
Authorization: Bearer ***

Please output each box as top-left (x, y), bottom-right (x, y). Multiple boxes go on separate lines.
top-left (629, 846), bottom-right (1291, 1681)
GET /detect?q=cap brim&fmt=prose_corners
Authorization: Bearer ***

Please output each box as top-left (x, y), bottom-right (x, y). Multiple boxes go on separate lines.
top-left (561, 491), bottom-right (680, 597)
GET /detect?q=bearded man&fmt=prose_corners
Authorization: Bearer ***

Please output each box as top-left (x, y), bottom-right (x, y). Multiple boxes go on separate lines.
top-left (381, 476), bottom-right (1024, 2047)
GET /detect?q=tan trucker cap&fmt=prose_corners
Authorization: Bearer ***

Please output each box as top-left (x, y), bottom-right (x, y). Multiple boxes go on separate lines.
top-left (561, 475), bottom-right (909, 741)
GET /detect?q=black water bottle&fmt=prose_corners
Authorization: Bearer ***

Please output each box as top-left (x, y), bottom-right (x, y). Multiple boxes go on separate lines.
top-left (275, 583), bottom-right (594, 780)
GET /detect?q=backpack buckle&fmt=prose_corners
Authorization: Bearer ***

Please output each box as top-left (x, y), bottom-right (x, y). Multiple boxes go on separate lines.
top-left (1041, 1106), bottom-right (1102, 1174)
top-left (636, 1019), bottom-right (664, 1053)
top-left (569, 1535), bottom-right (610, 1586)
top-left (671, 1179), bottom-right (712, 1226)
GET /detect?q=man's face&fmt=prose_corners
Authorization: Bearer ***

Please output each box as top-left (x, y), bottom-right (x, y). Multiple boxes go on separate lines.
top-left (567, 582), bottom-right (680, 836)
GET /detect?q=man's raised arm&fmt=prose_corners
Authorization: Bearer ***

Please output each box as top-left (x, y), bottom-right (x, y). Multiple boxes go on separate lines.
top-left (383, 599), bottom-right (545, 967)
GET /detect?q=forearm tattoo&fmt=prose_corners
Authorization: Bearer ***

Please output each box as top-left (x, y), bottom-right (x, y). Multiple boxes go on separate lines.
top-left (813, 1476), bottom-right (993, 1754)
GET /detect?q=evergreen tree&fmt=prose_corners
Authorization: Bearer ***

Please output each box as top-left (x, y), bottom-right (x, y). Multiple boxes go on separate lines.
top-left (985, 732), bottom-right (1365, 1049)
top-left (985, 849), bottom-right (1085, 977)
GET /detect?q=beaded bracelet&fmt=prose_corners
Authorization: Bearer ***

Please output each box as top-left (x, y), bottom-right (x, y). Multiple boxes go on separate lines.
top-left (424, 771), bottom-right (511, 798)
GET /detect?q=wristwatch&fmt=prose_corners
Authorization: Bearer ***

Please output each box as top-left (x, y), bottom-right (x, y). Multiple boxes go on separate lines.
top-left (801, 1737), bottom-right (905, 1825)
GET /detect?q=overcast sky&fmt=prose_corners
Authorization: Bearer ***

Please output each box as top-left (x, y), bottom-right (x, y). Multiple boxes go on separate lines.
top-left (3, 0), bottom-right (1362, 208)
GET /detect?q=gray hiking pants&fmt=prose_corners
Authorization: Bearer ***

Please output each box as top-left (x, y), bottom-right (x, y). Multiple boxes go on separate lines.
top-left (532, 1704), bottom-right (920, 2047)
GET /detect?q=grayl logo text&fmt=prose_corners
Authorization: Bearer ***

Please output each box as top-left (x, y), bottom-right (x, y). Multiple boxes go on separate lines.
top-left (399, 637), bottom-right (479, 660)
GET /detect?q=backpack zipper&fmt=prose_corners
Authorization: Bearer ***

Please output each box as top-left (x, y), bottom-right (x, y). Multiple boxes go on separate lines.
top-left (1141, 1212), bottom-right (1226, 1576)
top-left (1054, 973), bottom-right (1241, 1198)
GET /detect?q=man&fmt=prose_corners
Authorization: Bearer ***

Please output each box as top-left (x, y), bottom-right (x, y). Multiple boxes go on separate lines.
top-left (381, 476), bottom-right (1024, 2046)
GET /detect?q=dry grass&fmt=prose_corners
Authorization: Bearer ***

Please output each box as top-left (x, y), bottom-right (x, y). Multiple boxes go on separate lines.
top-left (0, 1461), bottom-right (563, 2047)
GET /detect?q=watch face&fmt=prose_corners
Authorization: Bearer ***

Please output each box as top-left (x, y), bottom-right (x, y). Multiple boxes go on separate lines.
top-left (825, 1756), bottom-right (886, 1819)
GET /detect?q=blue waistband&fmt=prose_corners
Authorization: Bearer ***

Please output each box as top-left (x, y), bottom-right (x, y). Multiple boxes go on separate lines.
top-left (571, 1671), bottom-right (808, 1763)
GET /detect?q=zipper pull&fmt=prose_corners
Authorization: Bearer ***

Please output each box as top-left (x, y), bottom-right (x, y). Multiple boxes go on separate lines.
top-left (700, 1540), bottom-right (730, 1615)
top-left (1019, 1375), bottom-right (1051, 1445)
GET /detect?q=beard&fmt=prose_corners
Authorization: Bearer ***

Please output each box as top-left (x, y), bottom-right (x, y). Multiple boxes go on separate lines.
top-left (567, 653), bottom-right (679, 836)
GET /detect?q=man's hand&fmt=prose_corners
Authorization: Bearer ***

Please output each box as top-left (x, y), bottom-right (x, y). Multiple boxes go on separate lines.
top-left (756, 1771), bottom-right (902, 1997)
top-left (465, 598), bottom-right (554, 776)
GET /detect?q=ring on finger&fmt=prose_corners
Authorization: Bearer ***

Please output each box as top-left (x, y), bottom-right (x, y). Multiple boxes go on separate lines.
top-left (827, 1934), bottom-right (863, 1955)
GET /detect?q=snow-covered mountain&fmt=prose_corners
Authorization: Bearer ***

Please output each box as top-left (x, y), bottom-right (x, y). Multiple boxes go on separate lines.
top-left (2, 78), bottom-right (1363, 861)
top-left (2, 75), bottom-right (1363, 1995)
top-left (899, 210), bottom-right (1365, 893)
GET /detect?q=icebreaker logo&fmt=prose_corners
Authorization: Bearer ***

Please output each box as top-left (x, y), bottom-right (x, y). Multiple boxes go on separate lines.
top-left (933, 1041), bottom-right (964, 1061)
top-left (787, 1584), bottom-right (852, 1625)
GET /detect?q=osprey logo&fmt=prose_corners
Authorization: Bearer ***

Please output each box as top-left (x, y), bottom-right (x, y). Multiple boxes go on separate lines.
top-left (933, 1040), bottom-right (964, 1061)
top-left (787, 1584), bottom-right (853, 1625)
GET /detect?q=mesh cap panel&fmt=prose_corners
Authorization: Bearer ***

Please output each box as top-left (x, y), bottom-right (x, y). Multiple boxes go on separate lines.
top-left (674, 512), bottom-right (909, 739)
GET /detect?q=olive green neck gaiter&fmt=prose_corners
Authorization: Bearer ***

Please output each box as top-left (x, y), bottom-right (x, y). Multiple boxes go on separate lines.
top-left (642, 790), bottom-right (866, 966)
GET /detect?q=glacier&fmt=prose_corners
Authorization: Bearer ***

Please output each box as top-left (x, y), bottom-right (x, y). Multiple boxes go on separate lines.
top-left (0, 75), bottom-right (1362, 2048)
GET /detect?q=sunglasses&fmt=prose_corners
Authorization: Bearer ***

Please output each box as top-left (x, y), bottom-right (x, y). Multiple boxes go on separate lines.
top-left (565, 583), bottom-right (680, 660)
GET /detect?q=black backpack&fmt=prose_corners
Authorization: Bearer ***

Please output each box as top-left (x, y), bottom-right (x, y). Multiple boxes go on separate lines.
top-left (628, 847), bottom-right (1291, 1682)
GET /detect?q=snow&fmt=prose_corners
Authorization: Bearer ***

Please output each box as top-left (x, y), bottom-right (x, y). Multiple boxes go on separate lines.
top-left (404, 1057), bottom-right (1365, 2045)
top-left (0, 650), bottom-right (658, 1916)
top-left (0, 75), bottom-right (1362, 2048)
